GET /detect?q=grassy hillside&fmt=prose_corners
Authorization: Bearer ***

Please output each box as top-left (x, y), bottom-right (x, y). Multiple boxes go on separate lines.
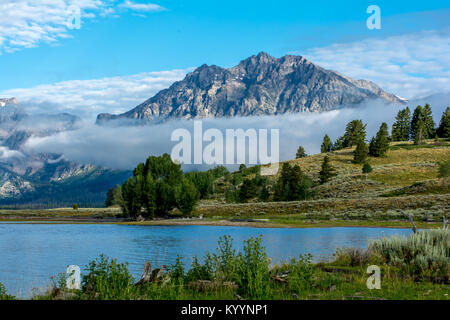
top-left (191, 139), bottom-right (449, 227)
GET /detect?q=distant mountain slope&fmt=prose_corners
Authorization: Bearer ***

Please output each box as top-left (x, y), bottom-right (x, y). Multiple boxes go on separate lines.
top-left (0, 100), bottom-right (131, 208)
top-left (97, 52), bottom-right (405, 124)
top-left (0, 161), bottom-right (131, 208)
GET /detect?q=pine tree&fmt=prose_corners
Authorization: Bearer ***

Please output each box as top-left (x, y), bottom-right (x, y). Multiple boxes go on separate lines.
top-left (273, 163), bottom-right (313, 201)
top-left (422, 104), bottom-right (435, 138)
top-left (353, 139), bottom-right (369, 164)
top-left (238, 178), bottom-right (259, 202)
top-left (369, 122), bottom-right (390, 157)
top-left (319, 155), bottom-right (337, 184)
top-left (411, 105), bottom-right (435, 141)
top-left (343, 120), bottom-right (367, 148)
top-left (332, 136), bottom-right (345, 151)
top-left (259, 186), bottom-right (270, 202)
top-left (414, 118), bottom-right (426, 145)
top-left (296, 146), bottom-right (307, 158)
top-left (437, 107), bottom-right (450, 138)
top-left (410, 105), bottom-right (423, 140)
top-left (175, 178), bottom-right (199, 216)
top-left (321, 134), bottom-right (332, 153)
top-left (392, 107), bottom-right (411, 141)
top-left (105, 187), bottom-right (115, 207)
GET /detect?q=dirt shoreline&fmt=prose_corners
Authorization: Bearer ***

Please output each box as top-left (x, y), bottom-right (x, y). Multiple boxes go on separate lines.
top-left (0, 216), bottom-right (439, 229)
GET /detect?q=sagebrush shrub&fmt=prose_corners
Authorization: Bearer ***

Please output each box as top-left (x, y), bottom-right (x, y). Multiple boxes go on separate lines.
top-left (369, 229), bottom-right (450, 277)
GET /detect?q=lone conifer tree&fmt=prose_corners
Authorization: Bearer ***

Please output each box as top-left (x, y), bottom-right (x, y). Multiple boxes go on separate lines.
top-left (392, 107), bottom-right (411, 141)
top-left (296, 146), bottom-right (307, 159)
top-left (353, 139), bottom-right (369, 164)
top-left (369, 122), bottom-right (390, 157)
top-left (321, 134), bottom-right (332, 153)
top-left (422, 104), bottom-right (435, 138)
top-left (319, 155), bottom-right (337, 184)
top-left (437, 107), bottom-right (450, 138)
top-left (411, 105), bottom-right (435, 141)
top-left (343, 120), bottom-right (367, 148)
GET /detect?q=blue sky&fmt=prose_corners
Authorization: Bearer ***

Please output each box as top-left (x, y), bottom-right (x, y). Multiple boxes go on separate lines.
top-left (0, 0), bottom-right (449, 118)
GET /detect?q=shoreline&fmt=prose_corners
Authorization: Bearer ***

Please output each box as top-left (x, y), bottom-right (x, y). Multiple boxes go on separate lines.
top-left (0, 216), bottom-right (440, 229)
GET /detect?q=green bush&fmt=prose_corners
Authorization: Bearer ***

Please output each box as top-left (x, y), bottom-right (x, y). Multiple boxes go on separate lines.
top-left (362, 163), bottom-right (373, 174)
top-left (369, 229), bottom-right (450, 277)
top-left (235, 236), bottom-right (270, 299)
top-left (287, 254), bottom-right (314, 292)
top-left (333, 248), bottom-right (376, 267)
top-left (190, 235), bottom-right (270, 299)
top-left (82, 254), bottom-right (134, 300)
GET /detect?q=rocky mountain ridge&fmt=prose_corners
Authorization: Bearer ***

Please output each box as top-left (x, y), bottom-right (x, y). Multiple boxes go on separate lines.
top-left (97, 52), bottom-right (406, 124)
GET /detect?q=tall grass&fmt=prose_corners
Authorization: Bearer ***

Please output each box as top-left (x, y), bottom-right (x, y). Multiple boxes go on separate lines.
top-left (369, 229), bottom-right (449, 277)
top-left (186, 235), bottom-right (270, 299)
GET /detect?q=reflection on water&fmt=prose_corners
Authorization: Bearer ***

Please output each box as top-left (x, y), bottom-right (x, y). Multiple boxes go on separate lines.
top-left (0, 224), bottom-right (411, 297)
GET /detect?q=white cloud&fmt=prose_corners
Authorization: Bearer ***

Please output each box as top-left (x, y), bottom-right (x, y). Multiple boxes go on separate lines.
top-left (0, 0), bottom-right (113, 53)
top-left (22, 101), bottom-right (448, 170)
top-left (119, 0), bottom-right (165, 12)
top-left (0, 69), bottom-right (190, 119)
top-left (301, 30), bottom-right (450, 100)
top-left (0, 146), bottom-right (24, 160)
top-left (0, 0), bottom-right (165, 54)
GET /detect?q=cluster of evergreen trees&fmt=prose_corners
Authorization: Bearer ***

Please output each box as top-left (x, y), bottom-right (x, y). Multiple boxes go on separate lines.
top-left (313, 104), bottom-right (449, 165)
top-left (391, 104), bottom-right (438, 144)
top-left (273, 163), bottom-right (314, 201)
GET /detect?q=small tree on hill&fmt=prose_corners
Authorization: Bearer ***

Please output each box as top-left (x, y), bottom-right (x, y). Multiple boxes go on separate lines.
top-left (422, 104), bottom-right (436, 138)
top-left (411, 105), bottom-right (435, 141)
top-left (437, 107), bottom-right (450, 138)
top-left (319, 155), bottom-right (337, 184)
top-left (362, 163), bottom-right (373, 174)
top-left (273, 163), bottom-right (313, 201)
top-left (332, 136), bottom-right (345, 151)
top-left (369, 122), bottom-right (390, 157)
top-left (392, 107), bottom-right (411, 141)
top-left (321, 134), bottom-right (332, 153)
top-left (353, 139), bottom-right (369, 164)
top-left (343, 120), bottom-right (367, 148)
top-left (296, 146), bottom-right (307, 159)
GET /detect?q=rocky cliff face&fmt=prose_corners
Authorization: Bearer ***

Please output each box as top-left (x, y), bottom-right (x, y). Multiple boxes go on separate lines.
top-left (97, 52), bottom-right (405, 124)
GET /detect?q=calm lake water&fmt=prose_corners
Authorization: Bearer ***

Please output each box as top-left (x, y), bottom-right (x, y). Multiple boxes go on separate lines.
top-left (0, 223), bottom-right (412, 297)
